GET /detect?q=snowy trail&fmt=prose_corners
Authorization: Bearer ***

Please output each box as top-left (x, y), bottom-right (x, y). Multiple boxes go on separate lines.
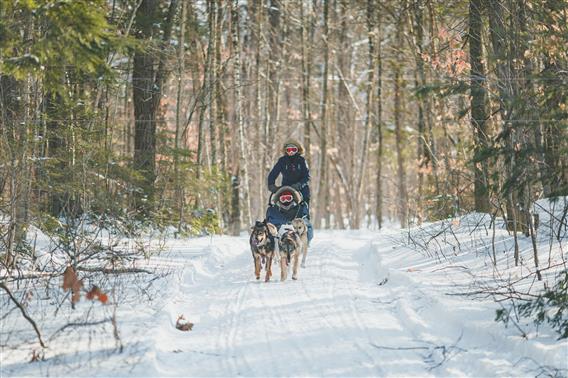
top-left (2, 221), bottom-right (566, 377)
top-left (125, 230), bottom-right (566, 377)
top-left (150, 235), bottom-right (392, 377)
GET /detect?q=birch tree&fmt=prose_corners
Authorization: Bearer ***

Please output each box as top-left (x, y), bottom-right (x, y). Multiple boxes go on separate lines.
top-left (230, 0), bottom-right (252, 234)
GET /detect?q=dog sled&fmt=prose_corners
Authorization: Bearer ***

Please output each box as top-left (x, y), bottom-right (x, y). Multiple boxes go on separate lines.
top-left (249, 185), bottom-right (313, 281)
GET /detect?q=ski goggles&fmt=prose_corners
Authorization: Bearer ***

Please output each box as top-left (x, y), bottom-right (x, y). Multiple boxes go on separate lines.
top-left (279, 193), bottom-right (294, 203)
top-left (285, 146), bottom-right (298, 155)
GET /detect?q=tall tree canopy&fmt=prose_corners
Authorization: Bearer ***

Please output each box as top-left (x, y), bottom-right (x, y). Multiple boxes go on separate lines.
top-left (1, 0), bottom-right (566, 248)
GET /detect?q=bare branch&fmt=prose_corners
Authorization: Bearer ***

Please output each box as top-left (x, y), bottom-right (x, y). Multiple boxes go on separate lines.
top-left (0, 282), bottom-right (46, 348)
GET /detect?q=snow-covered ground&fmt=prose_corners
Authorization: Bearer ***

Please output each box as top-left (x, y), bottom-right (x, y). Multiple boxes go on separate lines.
top-left (1, 201), bottom-right (567, 377)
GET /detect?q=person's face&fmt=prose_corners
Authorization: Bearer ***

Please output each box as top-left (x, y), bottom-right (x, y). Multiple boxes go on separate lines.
top-left (285, 145), bottom-right (298, 156)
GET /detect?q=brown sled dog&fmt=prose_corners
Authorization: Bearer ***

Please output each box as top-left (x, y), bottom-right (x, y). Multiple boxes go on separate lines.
top-left (278, 225), bottom-right (303, 281)
top-left (250, 220), bottom-right (278, 281)
top-left (292, 218), bottom-right (309, 268)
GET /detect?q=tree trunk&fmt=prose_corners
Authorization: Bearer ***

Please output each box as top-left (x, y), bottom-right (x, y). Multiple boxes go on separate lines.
top-left (267, 0), bottom-right (281, 161)
top-left (45, 92), bottom-right (69, 217)
top-left (209, 0), bottom-right (218, 169)
top-left (335, 0), bottom-right (356, 225)
top-left (132, 0), bottom-right (178, 211)
top-left (132, 0), bottom-right (159, 210)
top-left (469, 0), bottom-right (490, 213)
top-left (394, 14), bottom-right (408, 227)
top-left (409, 0), bottom-right (427, 221)
top-left (231, 0), bottom-right (252, 233)
top-left (254, 0), bottom-right (265, 204)
top-left (300, 0), bottom-right (312, 159)
top-left (375, 6), bottom-right (384, 230)
top-left (353, 0), bottom-right (376, 229)
top-left (0, 75), bottom-right (29, 269)
top-left (175, 0), bottom-right (187, 231)
top-left (214, 0), bottom-right (227, 230)
top-left (486, 0), bottom-right (521, 263)
top-left (316, 0), bottom-right (330, 228)
top-left (197, 0), bottom-right (215, 181)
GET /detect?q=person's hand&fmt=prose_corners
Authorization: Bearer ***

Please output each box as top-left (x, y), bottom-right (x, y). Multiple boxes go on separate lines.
top-left (268, 184), bottom-right (279, 193)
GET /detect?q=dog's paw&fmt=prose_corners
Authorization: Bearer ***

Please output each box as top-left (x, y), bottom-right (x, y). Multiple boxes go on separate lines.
top-left (292, 276), bottom-right (298, 280)
top-left (301, 263), bottom-right (306, 268)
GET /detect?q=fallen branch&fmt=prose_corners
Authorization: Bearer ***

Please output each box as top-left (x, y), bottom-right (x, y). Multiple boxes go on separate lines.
top-left (49, 318), bottom-right (112, 341)
top-left (0, 282), bottom-right (46, 348)
top-left (372, 332), bottom-right (465, 371)
top-left (2, 272), bottom-right (60, 282)
top-left (76, 267), bottom-right (153, 275)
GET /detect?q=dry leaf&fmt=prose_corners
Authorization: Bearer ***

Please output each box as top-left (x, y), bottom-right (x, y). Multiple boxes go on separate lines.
top-left (62, 266), bottom-right (83, 304)
top-left (85, 286), bottom-right (109, 304)
top-left (98, 293), bottom-right (108, 304)
top-left (30, 350), bottom-right (44, 363)
top-left (176, 315), bottom-right (194, 331)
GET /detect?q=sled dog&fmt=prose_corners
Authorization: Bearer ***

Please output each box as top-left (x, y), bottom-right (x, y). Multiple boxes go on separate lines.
top-left (278, 225), bottom-right (303, 281)
top-left (292, 218), bottom-right (309, 268)
top-left (250, 220), bottom-right (278, 282)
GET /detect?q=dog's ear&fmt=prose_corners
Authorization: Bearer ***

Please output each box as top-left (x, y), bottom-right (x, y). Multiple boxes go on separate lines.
top-left (266, 222), bottom-right (277, 237)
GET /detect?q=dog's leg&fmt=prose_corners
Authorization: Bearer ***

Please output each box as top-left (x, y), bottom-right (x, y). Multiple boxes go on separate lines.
top-left (280, 256), bottom-right (287, 281)
top-left (301, 242), bottom-right (308, 268)
top-left (265, 255), bottom-right (272, 282)
top-left (254, 256), bottom-right (261, 280)
top-left (292, 250), bottom-right (300, 280)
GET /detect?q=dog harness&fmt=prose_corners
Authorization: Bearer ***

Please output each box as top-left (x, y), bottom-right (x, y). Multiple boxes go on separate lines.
top-left (278, 225), bottom-right (299, 263)
top-left (278, 224), bottom-right (295, 238)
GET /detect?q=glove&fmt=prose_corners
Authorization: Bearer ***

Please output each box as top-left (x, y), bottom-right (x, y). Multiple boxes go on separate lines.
top-left (291, 183), bottom-right (302, 191)
top-left (268, 184), bottom-right (278, 193)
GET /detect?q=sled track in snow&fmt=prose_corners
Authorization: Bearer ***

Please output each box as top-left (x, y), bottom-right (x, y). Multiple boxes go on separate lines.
top-left (146, 231), bottom-right (567, 377)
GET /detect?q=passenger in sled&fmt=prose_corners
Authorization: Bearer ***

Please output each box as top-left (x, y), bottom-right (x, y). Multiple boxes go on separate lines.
top-left (266, 186), bottom-right (313, 245)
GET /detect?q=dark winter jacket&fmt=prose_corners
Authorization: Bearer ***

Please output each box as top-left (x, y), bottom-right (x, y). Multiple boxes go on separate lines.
top-left (267, 154), bottom-right (311, 201)
top-left (266, 202), bottom-right (313, 242)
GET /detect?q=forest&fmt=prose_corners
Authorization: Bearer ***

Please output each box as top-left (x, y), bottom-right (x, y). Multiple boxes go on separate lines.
top-left (1, 0), bottom-right (567, 242)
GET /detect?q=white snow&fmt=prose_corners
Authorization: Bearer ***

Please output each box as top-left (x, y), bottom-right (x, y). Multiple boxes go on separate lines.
top-left (1, 201), bottom-right (567, 377)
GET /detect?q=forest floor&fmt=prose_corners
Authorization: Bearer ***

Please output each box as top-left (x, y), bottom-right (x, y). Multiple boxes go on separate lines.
top-left (1, 201), bottom-right (567, 377)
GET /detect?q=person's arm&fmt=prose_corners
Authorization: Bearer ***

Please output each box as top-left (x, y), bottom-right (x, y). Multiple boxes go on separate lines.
top-left (267, 158), bottom-right (283, 191)
top-left (294, 157), bottom-right (310, 189)
top-left (298, 202), bottom-right (310, 220)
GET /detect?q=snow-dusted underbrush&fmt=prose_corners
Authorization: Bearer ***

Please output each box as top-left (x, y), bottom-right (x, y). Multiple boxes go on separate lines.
top-left (0, 214), bottom-right (175, 372)
top-left (394, 197), bottom-right (568, 340)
